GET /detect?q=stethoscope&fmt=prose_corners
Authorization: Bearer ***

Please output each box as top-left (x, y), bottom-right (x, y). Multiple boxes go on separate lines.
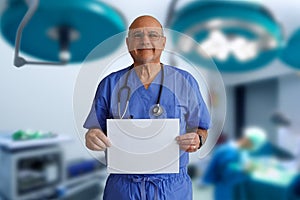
top-left (118, 64), bottom-right (165, 119)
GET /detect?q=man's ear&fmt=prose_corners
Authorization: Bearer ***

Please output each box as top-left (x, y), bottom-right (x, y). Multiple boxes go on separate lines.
top-left (161, 36), bottom-right (166, 49)
top-left (126, 37), bottom-right (130, 51)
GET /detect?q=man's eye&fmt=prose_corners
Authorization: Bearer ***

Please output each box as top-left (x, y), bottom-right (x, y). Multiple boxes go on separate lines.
top-left (149, 33), bottom-right (159, 38)
top-left (133, 33), bottom-right (143, 38)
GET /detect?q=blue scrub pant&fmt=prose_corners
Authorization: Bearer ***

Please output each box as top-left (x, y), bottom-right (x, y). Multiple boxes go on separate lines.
top-left (103, 167), bottom-right (192, 200)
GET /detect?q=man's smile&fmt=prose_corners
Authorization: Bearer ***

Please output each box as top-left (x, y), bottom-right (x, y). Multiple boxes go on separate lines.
top-left (137, 48), bottom-right (155, 51)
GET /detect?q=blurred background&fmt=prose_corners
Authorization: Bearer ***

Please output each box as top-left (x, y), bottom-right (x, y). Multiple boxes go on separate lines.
top-left (0, 0), bottom-right (300, 199)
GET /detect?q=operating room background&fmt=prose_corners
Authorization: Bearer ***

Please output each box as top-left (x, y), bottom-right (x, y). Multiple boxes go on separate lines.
top-left (1, 0), bottom-right (299, 159)
top-left (1, 0), bottom-right (300, 199)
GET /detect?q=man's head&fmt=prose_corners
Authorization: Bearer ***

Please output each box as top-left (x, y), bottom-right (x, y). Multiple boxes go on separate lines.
top-left (238, 127), bottom-right (267, 151)
top-left (126, 15), bottom-right (166, 65)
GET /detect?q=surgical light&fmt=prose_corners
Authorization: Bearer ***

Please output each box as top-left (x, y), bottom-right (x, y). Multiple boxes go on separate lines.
top-left (169, 1), bottom-right (283, 72)
top-left (0, 0), bottom-right (126, 67)
top-left (200, 30), bottom-right (230, 61)
top-left (230, 37), bottom-right (258, 62)
top-left (280, 28), bottom-right (300, 69)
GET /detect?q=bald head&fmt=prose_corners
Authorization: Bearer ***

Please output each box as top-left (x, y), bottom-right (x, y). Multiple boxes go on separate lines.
top-left (126, 15), bottom-right (166, 65)
top-left (129, 15), bottom-right (163, 30)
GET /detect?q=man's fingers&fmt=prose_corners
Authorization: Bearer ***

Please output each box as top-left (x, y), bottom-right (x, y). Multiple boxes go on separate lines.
top-left (176, 133), bottom-right (196, 140)
top-left (176, 133), bottom-right (199, 145)
top-left (86, 134), bottom-right (106, 151)
top-left (95, 132), bottom-right (112, 147)
top-left (86, 141), bottom-right (105, 151)
top-left (176, 132), bottom-right (200, 152)
top-left (179, 144), bottom-right (198, 152)
top-left (85, 128), bottom-right (112, 151)
top-left (177, 139), bottom-right (198, 145)
top-left (89, 136), bottom-right (108, 150)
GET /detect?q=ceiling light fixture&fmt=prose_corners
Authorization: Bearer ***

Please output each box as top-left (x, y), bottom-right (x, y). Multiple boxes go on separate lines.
top-left (0, 0), bottom-right (126, 67)
top-left (170, 1), bottom-right (283, 72)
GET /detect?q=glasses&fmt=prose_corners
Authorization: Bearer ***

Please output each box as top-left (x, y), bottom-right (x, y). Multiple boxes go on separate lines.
top-left (129, 31), bottom-right (163, 41)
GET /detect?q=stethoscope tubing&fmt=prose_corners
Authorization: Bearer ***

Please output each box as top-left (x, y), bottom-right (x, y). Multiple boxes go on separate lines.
top-left (118, 64), bottom-right (164, 119)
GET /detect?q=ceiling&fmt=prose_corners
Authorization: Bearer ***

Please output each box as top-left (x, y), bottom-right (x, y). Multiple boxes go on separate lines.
top-left (0, 0), bottom-right (299, 86)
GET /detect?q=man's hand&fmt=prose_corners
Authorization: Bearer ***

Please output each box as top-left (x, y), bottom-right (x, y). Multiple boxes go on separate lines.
top-left (176, 129), bottom-right (208, 152)
top-left (85, 128), bottom-right (112, 151)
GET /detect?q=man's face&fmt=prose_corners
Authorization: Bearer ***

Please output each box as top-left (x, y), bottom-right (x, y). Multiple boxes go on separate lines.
top-left (126, 27), bottom-right (166, 65)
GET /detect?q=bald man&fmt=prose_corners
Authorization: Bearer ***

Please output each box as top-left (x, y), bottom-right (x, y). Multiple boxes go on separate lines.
top-left (84, 15), bottom-right (211, 200)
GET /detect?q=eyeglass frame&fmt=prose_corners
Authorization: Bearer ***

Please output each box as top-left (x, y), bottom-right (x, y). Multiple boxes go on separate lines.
top-left (128, 29), bottom-right (165, 41)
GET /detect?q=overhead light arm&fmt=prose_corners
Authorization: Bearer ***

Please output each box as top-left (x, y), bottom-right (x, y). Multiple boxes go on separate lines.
top-left (164, 0), bottom-right (180, 66)
top-left (165, 0), bottom-right (179, 28)
top-left (14, 0), bottom-right (67, 67)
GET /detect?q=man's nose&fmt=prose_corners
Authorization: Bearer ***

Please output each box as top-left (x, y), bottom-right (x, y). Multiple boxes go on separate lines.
top-left (141, 34), bottom-right (151, 43)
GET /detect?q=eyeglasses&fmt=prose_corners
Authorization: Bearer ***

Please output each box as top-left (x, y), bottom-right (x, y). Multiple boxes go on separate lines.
top-left (129, 31), bottom-right (163, 41)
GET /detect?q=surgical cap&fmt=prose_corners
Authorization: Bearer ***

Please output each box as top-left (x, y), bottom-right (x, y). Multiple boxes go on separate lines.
top-left (244, 126), bottom-right (267, 151)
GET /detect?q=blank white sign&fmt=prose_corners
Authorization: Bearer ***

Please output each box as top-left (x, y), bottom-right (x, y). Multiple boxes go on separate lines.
top-left (107, 119), bottom-right (179, 174)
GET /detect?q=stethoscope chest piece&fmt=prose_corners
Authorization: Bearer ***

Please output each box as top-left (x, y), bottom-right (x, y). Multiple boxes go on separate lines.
top-left (151, 104), bottom-right (164, 117)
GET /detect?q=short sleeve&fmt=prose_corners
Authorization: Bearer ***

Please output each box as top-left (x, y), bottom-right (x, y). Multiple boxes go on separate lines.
top-left (83, 77), bottom-right (111, 131)
top-left (186, 74), bottom-right (211, 130)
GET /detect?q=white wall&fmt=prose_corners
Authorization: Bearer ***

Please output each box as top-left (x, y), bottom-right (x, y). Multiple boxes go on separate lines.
top-left (244, 78), bottom-right (278, 142)
top-left (279, 73), bottom-right (300, 133)
top-left (222, 86), bottom-right (236, 138)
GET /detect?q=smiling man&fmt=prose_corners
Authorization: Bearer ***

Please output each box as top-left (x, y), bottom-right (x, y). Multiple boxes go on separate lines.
top-left (84, 15), bottom-right (211, 200)
top-left (127, 17), bottom-right (165, 62)
top-left (126, 16), bottom-right (166, 89)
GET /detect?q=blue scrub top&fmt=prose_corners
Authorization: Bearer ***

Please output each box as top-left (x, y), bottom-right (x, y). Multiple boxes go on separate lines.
top-left (84, 64), bottom-right (211, 168)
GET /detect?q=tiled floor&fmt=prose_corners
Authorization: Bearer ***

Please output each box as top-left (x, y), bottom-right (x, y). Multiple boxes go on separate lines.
top-left (192, 179), bottom-right (214, 200)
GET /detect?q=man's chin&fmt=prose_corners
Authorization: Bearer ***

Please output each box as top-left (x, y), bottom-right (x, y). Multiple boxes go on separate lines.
top-left (136, 55), bottom-right (155, 63)
top-left (136, 58), bottom-right (158, 65)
